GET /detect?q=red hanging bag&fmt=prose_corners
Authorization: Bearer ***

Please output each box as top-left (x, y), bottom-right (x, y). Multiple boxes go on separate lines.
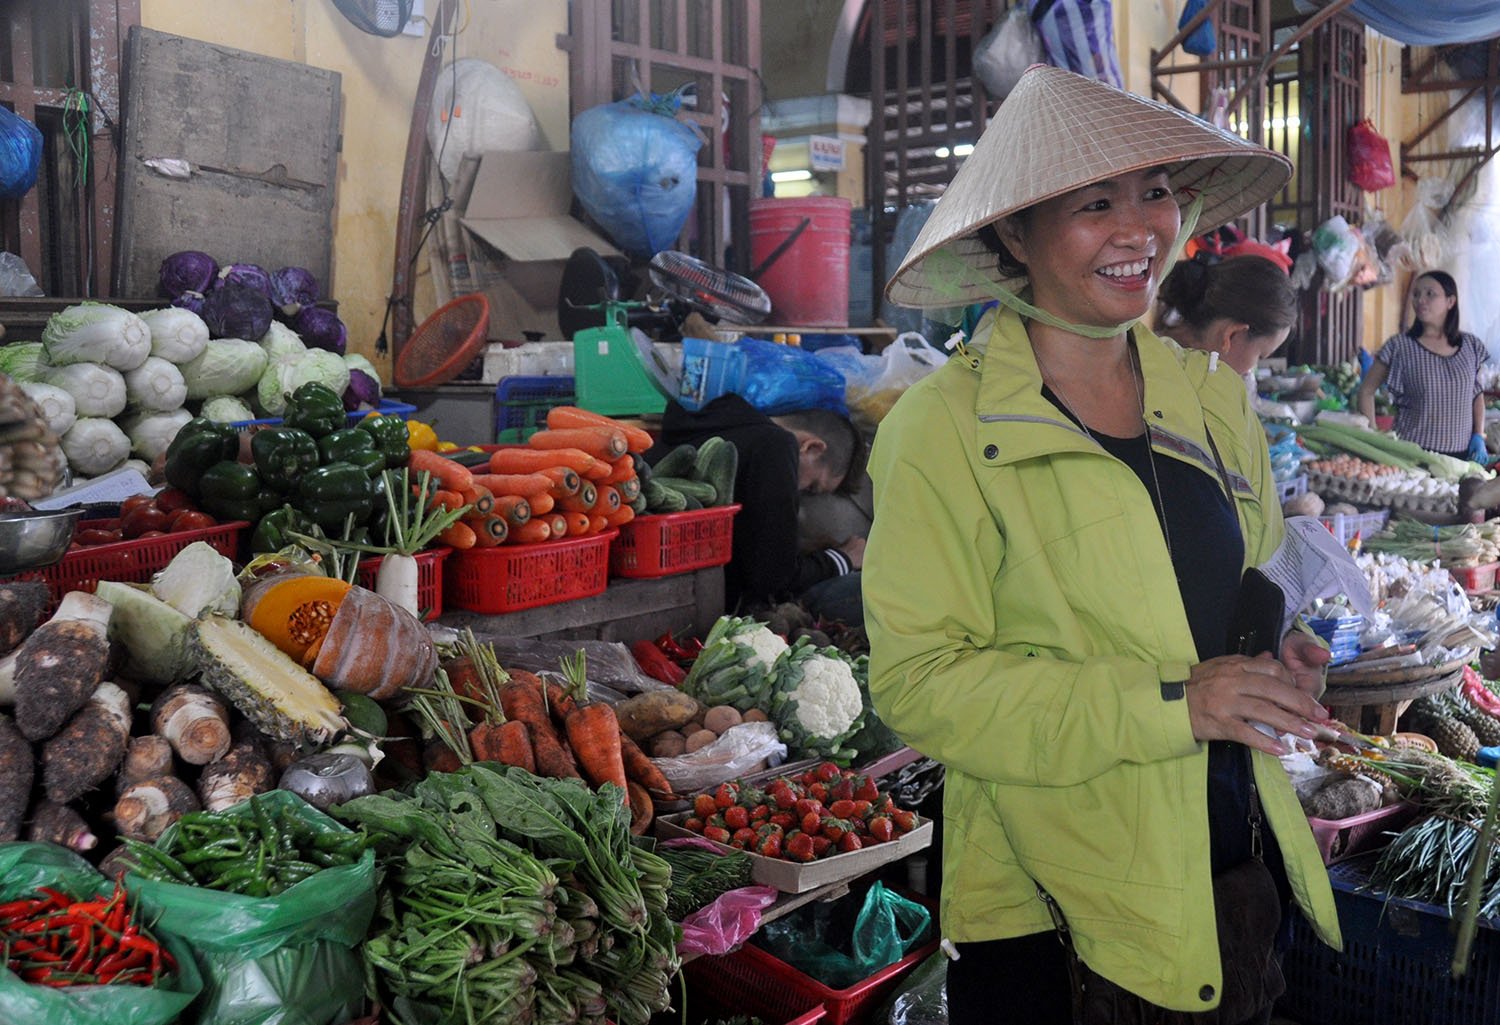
top-left (1347, 118), bottom-right (1396, 191)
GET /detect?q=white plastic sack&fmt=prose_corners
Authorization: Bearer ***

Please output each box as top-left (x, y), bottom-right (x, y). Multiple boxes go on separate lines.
top-left (1312, 215), bottom-right (1360, 288)
top-left (848, 332), bottom-right (949, 428)
top-left (651, 721), bottom-right (786, 795)
top-left (427, 58), bottom-right (541, 185)
top-left (973, 6), bottom-right (1046, 101)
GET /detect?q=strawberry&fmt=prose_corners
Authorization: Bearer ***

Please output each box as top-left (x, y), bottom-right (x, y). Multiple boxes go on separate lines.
top-left (770, 812), bottom-right (797, 831)
top-left (750, 803), bottom-right (771, 823)
top-left (868, 816), bottom-right (895, 843)
top-left (828, 799), bottom-right (857, 819)
top-left (838, 832), bottom-right (863, 853)
top-left (797, 771), bottom-right (819, 788)
top-left (809, 781), bottom-right (831, 803)
top-left (693, 793), bottom-right (717, 819)
top-left (756, 833), bottom-right (784, 858)
top-left (771, 786), bottom-right (800, 810)
top-left (683, 816), bottom-right (705, 833)
top-left (801, 812), bottom-right (823, 835)
top-left (891, 809), bottom-right (918, 833)
top-left (853, 776), bottom-right (880, 803)
top-left (811, 835), bottom-right (833, 857)
top-left (732, 827), bottom-right (758, 848)
top-left (724, 805), bottom-right (750, 830)
top-left (755, 821), bottom-right (784, 838)
top-left (815, 761), bottom-right (842, 782)
top-left (795, 798), bottom-right (825, 818)
top-left (786, 832), bottom-right (817, 862)
top-left (850, 800), bottom-right (873, 820)
top-left (831, 777), bottom-right (856, 802)
top-left (713, 783), bottom-right (738, 809)
top-left (703, 825), bottom-right (732, 844)
top-left (821, 817), bottom-right (854, 842)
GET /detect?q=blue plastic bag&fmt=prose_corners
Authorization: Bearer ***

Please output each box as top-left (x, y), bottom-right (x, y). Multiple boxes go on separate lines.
top-left (1030, 0), bottom-right (1125, 88)
top-left (1179, 0), bottom-right (1217, 57)
top-left (0, 106), bottom-right (42, 199)
top-left (570, 91), bottom-right (703, 259)
top-left (735, 336), bottom-right (849, 416)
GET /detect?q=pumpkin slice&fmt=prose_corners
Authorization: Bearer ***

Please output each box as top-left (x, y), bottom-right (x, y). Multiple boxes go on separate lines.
top-left (241, 572), bottom-right (354, 666)
top-left (311, 586), bottom-right (438, 700)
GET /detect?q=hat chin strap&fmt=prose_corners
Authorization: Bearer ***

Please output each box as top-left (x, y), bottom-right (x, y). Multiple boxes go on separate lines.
top-left (924, 194), bottom-right (1204, 340)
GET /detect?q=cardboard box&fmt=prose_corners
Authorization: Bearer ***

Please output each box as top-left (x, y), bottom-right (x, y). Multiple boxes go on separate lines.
top-left (460, 151), bottom-right (619, 343)
top-left (655, 812), bottom-right (933, 894)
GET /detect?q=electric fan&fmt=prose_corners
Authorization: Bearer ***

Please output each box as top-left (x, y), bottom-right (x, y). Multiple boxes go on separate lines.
top-left (647, 250), bottom-right (772, 323)
top-left (331, 0), bottom-right (414, 37)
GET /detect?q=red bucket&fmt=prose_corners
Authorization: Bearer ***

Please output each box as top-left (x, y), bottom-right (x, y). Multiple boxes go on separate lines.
top-left (750, 196), bottom-right (851, 327)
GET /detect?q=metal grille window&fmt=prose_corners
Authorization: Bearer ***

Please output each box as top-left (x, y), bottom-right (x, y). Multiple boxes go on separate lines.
top-left (0, 0), bottom-right (135, 298)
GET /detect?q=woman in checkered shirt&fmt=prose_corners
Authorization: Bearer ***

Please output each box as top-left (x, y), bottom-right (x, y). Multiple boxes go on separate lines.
top-left (1358, 270), bottom-right (1489, 462)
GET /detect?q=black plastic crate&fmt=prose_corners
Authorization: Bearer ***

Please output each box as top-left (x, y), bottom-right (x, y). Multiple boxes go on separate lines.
top-left (493, 374), bottom-right (575, 443)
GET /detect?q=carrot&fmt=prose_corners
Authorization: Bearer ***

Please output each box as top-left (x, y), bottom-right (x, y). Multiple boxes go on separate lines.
top-left (559, 481), bottom-right (599, 513)
top-left (527, 490), bottom-right (556, 515)
top-left (499, 676), bottom-right (577, 779)
top-left (430, 489), bottom-right (465, 512)
top-left (437, 520), bottom-right (477, 550)
top-left (563, 511), bottom-right (592, 536)
top-left (489, 446), bottom-right (600, 476)
top-left (467, 514), bottom-right (509, 546)
top-left (564, 702), bottom-right (629, 802)
top-left (541, 465), bottom-right (582, 498)
top-left (460, 485), bottom-right (494, 516)
top-left (546, 513), bottom-right (569, 538)
top-left (619, 733), bottom-right (672, 794)
top-left (604, 505), bottom-right (635, 528)
top-left (546, 406), bottom-right (655, 453)
top-left (508, 519), bottom-right (553, 544)
top-left (616, 476), bottom-right (641, 503)
top-left (590, 484), bottom-right (622, 515)
top-left (604, 457), bottom-right (636, 485)
top-left (626, 780), bottom-right (654, 836)
top-left (589, 515), bottom-right (609, 534)
top-left (472, 472), bottom-right (554, 497)
top-left (580, 458), bottom-right (613, 481)
top-left (545, 679), bottom-right (579, 724)
top-left (470, 720), bottom-right (536, 773)
top-left (409, 449), bottom-right (473, 492)
top-left (491, 494), bottom-right (532, 527)
top-left (528, 427), bottom-right (628, 462)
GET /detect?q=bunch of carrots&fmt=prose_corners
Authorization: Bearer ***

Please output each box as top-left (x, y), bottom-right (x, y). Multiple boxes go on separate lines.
top-left (408, 406), bottom-right (652, 550)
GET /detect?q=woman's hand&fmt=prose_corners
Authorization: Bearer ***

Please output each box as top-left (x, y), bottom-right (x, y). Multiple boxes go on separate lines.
top-left (1280, 629), bottom-right (1332, 697)
top-left (1185, 654), bottom-right (1327, 756)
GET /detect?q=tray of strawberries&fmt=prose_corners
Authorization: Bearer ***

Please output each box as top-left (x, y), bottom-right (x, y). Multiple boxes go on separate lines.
top-left (655, 761), bottom-right (933, 893)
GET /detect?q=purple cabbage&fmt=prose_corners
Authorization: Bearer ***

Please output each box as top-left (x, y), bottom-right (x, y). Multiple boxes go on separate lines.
top-left (343, 369), bottom-right (381, 412)
top-left (201, 282), bottom-right (274, 340)
top-left (158, 251), bottom-right (218, 298)
top-left (171, 290), bottom-right (207, 315)
top-left (270, 266), bottom-right (320, 318)
top-left (215, 263), bottom-right (272, 300)
top-left (294, 306), bottom-right (347, 356)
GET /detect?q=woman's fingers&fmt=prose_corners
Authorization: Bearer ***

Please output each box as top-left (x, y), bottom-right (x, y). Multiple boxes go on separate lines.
top-left (1185, 655), bottom-right (1328, 748)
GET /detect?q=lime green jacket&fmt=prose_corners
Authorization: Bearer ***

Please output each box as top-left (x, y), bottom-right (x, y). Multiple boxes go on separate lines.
top-left (863, 308), bottom-right (1341, 1012)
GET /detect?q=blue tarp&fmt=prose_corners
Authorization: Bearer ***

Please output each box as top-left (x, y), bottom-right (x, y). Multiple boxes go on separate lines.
top-left (1345, 0), bottom-right (1500, 46)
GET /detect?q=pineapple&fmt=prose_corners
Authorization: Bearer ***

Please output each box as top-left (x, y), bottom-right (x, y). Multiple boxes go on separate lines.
top-left (1449, 694), bottom-right (1500, 747)
top-left (1424, 715), bottom-right (1480, 763)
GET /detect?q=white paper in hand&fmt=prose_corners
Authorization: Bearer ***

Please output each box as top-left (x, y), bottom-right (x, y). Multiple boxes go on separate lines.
top-left (1256, 515), bottom-right (1373, 638)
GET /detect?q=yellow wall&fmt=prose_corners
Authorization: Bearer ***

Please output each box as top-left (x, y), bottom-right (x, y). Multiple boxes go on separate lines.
top-left (138, 0), bottom-right (569, 374)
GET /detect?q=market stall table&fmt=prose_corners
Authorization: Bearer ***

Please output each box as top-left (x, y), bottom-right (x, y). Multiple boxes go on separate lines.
top-left (1323, 664), bottom-right (1467, 735)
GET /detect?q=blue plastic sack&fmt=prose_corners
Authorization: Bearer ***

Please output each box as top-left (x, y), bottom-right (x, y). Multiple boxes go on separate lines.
top-left (570, 92), bottom-right (703, 259)
top-left (0, 106), bottom-right (42, 199)
top-left (1031, 0), bottom-right (1125, 88)
top-left (1179, 0), bottom-right (1217, 57)
top-left (735, 336), bottom-right (849, 415)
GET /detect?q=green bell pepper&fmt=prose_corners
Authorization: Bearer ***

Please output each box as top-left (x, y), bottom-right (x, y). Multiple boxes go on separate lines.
top-left (283, 382), bottom-right (346, 439)
top-left (199, 461), bottom-right (270, 523)
top-left (251, 427), bottom-right (320, 492)
top-left (356, 414), bottom-right (412, 469)
top-left (250, 505), bottom-right (314, 553)
top-left (346, 448), bottom-right (387, 477)
top-left (164, 418), bottom-right (241, 500)
top-left (297, 462), bottom-right (376, 529)
top-left (319, 427), bottom-right (376, 466)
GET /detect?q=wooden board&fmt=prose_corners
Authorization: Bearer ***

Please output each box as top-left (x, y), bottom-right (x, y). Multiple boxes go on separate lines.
top-left (113, 28), bottom-right (341, 297)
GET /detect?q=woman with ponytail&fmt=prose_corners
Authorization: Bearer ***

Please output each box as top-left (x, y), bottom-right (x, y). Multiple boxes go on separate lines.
top-left (1156, 255), bottom-right (1298, 376)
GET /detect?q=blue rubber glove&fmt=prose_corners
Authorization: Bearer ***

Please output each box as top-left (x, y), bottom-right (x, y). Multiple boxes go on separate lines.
top-left (1468, 432), bottom-right (1490, 464)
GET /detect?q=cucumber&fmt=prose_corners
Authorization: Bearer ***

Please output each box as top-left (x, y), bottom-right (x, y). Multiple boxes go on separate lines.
top-left (692, 436), bottom-right (738, 506)
top-left (651, 443), bottom-right (698, 478)
top-left (654, 476), bottom-right (717, 505)
top-left (629, 450), bottom-right (653, 482)
top-left (643, 477), bottom-right (687, 513)
top-left (630, 492), bottom-right (648, 515)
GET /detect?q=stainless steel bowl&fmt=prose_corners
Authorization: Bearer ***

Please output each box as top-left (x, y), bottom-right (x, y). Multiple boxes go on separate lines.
top-left (0, 508), bottom-right (84, 574)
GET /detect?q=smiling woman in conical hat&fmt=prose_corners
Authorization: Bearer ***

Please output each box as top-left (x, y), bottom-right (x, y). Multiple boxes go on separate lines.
top-left (861, 65), bottom-right (1342, 1025)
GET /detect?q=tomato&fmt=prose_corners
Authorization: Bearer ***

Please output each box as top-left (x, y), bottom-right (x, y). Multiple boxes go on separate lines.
top-left (136, 530), bottom-right (168, 539)
top-left (119, 494), bottom-right (156, 517)
top-left (120, 505), bottom-right (171, 539)
top-left (154, 487), bottom-right (195, 515)
top-left (167, 510), bottom-right (216, 532)
top-left (74, 528), bottom-right (123, 546)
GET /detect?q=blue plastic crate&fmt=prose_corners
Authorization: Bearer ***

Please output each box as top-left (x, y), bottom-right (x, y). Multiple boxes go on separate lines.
top-left (493, 375), bottom-right (575, 443)
top-left (1279, 858), bottom-right (1500, 1025)
top-left (231, 397), bottom-right (417, 434)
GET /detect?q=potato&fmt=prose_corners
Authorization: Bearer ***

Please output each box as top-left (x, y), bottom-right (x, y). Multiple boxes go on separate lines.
top-left (650, 730), bottom-right (688, 757)
top-left (684, 729), bottom-right (718, 753)
top-left (742, 708), bottom-right (769, 723)
top-left (682, 719), bottom-right (705, 737)
top-left (703, 705), bottom-right (744, 735)
top-left (613, 690), bottom-right (704, 743)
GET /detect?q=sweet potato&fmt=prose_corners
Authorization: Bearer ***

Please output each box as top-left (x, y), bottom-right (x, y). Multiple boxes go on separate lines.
top-left (42, 681), bottom-right (131, 803)
top-left (613, 689), bottom-right (703, 743)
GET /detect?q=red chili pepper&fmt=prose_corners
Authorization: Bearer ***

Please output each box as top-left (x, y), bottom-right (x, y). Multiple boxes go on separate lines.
top-left (631, 639), bottom-right (687, 685)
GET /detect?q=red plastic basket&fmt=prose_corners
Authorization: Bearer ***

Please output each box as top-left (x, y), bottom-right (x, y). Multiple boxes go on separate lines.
top-left (1307, 801), bottom-right (1420, 865)
top-left (1449, 561), bottom-right (1500, 594)
top-left (444, 531), bottom-right (616, 614)
top-left (610, 504), bottom-right (741, 579)
top-left (356, 547), bottom-right (451, 622)
top-left (2, 518), bottom-right (248, 615)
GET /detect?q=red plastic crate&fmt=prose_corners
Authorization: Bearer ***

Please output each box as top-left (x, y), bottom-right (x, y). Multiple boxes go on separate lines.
top-left (682, 954), bottom-right (827, 1025)
top-left (356, 547), bottom-right (451, 622)
top-left (610, 504), bottom-right (741, 579)
top-left (1448, 561), bottom-right (1500, 594)
top-left (1307, 801), bottom-right (1419, 865)
top-left (444, 531), bottom-right (615, 614)
top-left (2, 518), bottom-right (248, 614)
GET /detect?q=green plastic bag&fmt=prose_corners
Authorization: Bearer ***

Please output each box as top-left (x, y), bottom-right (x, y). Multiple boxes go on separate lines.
top-left (758, 882), bottom-right (932, 989)
top-left (0, 842), bottom-right (203, 1025)
top-left (126, 791), bottom-right (376, 1025)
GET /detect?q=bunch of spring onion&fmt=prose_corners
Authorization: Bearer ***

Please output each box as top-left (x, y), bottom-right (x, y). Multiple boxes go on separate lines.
top-left (1294, 420), bottom-right (1489, 482)
top-left (1362, 517), bottom-right (1500, 566)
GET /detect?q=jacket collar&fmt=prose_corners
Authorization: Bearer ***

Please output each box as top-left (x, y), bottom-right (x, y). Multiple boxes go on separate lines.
top-left (965, 307), bottom-right (1251, 494)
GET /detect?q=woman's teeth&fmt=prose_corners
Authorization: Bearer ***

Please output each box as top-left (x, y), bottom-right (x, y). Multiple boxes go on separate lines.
top-left (1099, 259), bottom-right (1149, 279)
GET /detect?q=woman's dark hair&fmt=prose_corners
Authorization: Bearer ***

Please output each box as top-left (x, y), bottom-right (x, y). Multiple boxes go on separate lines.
top-left (975, 214), bottom-right (1031, 279)
top-left (1406, 270), bottom-right (1461, 344)
top-left (1158, 255), bottom-right (1297, 339)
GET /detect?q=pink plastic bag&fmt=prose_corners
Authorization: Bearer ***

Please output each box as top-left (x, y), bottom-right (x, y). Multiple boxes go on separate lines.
top-left (1348, 119), bottom-right (1396, 192)
top-left (664, 836), bottom-right (780, 957)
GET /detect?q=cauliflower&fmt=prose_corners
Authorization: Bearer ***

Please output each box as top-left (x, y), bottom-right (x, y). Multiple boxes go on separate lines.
top-left (742, 624), bottom-right (789, 669)
top-left (770, 640), bottom-right (866, 762)
top-left (680, 615), bottom-right (788, 712)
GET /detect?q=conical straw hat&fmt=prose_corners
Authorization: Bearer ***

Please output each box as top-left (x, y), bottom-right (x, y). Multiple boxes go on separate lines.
top-left (885, 65), bottom-right (1293, 309)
